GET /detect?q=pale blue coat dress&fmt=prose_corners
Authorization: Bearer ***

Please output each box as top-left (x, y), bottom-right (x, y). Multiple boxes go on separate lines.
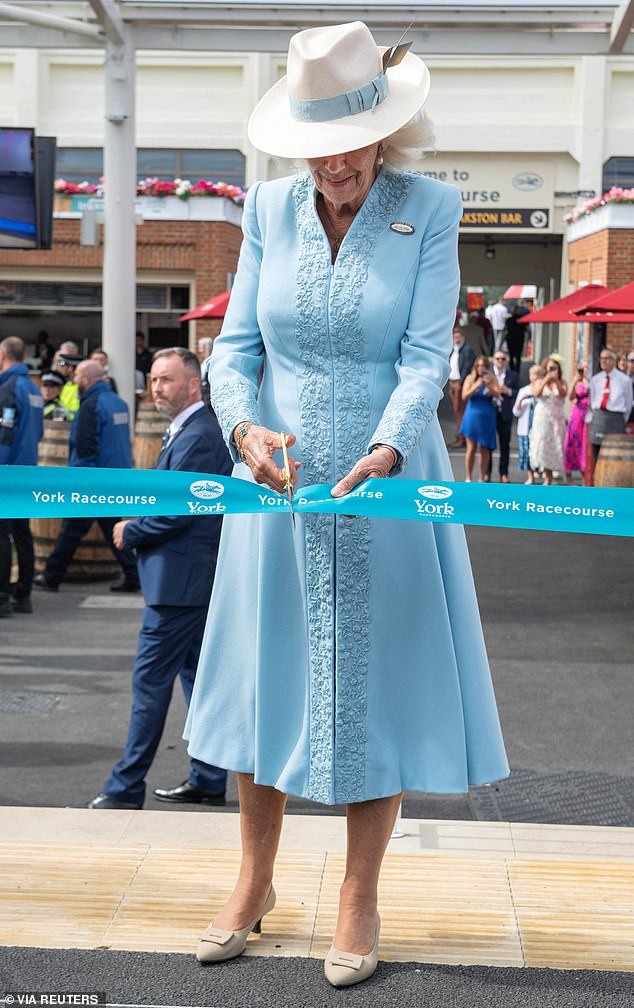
top-left (185, 169), bottom-right (509, 804)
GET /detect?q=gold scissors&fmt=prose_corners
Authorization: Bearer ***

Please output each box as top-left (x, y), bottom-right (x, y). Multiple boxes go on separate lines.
top-left (280, 432), bottom-right (295, 527)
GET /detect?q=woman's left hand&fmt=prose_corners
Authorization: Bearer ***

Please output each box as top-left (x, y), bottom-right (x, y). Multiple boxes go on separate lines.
top-left (331, 445), bottom-right (397, 498)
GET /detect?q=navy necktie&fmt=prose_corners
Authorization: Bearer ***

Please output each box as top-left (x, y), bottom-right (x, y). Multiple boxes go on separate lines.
top-left (160, 427), bottom-right (171, 451)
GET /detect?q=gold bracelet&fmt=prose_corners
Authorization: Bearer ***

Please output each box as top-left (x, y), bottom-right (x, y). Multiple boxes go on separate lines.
top-left (234, 421), bottom-right (253, 463)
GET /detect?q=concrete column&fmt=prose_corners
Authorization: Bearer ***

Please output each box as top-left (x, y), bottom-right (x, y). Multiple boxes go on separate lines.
top-left (14, 50), bottom-right (40, 129)
top-left (576, 57), bottom-right (607, 196)
top-left (102, 31), bottom-right (136, 421)
top-left (245, 52), bottom-right (274, 184)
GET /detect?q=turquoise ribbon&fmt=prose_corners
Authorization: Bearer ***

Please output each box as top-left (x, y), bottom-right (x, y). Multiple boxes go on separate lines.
top-left (289, 72), bottom-right (389, 123)
top-left (1, 466), bottom-right (633, 537)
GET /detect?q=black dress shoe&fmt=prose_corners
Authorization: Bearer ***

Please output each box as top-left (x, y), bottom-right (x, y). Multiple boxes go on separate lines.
top-left (12, 596), bottom-right (33, 613)
top-left (0, 598), bottom-right (11, 617)
top-left (33, 573), bottom-right (58, 592)
top-left (153, 780), bottom-right (226, 805)
top-left (86, 793), bottom-right (143, 810)
top-left (110, 577), bottom-right (141, 593)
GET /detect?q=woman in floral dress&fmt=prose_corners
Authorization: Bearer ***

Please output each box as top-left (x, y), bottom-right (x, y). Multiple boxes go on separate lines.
top-left (529, 357), bottom-right (568, 484)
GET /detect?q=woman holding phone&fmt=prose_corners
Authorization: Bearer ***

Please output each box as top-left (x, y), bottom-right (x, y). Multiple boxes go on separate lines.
top-left (529, 356), bottom-right (568, 484)
top-left (460, 355), bottom-right (501, 482)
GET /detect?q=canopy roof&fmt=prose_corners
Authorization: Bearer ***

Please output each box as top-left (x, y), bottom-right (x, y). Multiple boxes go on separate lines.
top-left (0, 1), bottom-right (632, 54)
top-left (504, 285), bottom-right (538, 300)
top-left (519, 284), bottom-right (610, 323)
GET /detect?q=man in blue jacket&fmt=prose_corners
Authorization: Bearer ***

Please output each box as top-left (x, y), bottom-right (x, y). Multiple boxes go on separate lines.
top-left (0, 337), bottom-right (43, 615)
top-left (87, 347), bottom-right (231, 809)
top-left (34, 359), bottom-right (139, 591)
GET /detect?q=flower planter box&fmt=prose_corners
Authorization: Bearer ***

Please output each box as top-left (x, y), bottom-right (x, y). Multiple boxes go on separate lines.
top-left (137, 195), bottom-right (189, 220)
top-left (567, 202), bottom-right (634, 243)
top-left (53, 193), bottom-right (243, 224)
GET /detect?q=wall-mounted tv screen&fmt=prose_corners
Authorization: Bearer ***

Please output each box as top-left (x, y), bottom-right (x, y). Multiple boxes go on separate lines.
top-left (0, 126), bottom-right (37, 249)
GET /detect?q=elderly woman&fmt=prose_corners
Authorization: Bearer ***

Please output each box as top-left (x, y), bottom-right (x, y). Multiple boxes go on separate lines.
top-left (186, 21), bottom-right (508, 988)
top-left (196, 336), bottom-right (214, 364)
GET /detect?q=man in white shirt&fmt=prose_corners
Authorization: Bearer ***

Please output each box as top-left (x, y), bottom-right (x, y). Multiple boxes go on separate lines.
top-left (588, 347), bottom-right (633, 461)
top-left (447, 326), bottom-right (476, 447)
top-left (489, 298), bottom-right (510, 353)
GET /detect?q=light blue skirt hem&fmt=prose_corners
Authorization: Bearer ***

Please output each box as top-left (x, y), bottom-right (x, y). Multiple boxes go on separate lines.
top-left (184, 738), bottom-right (510, 805)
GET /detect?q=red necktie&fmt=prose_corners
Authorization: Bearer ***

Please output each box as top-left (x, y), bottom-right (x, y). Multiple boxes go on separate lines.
top-left (600, 375), bottom-right (610, 411)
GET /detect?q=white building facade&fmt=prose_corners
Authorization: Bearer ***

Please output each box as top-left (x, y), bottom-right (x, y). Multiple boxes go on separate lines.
top-left (1, 2), bottom-right (633, 372)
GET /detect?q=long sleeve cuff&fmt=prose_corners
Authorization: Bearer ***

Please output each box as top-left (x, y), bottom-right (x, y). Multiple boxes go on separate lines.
top-left (211, 379), bottom-right (260, 463)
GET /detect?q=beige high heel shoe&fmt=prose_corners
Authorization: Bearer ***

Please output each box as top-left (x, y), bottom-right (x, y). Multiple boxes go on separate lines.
top-left (196, 887), bottom-right (276, 963)
top-left (324, 913), bottom-right (380, 988)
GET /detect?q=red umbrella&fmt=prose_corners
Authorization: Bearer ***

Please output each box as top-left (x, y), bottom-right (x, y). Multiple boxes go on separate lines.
top-left (178, 289), bottom-right (231, 321)
top-left (518, 284), bottom-right (610, 323)
top-left (572, 309), bottom-right (634, 323)
top-left (574, 281), bottom-right (634, 315)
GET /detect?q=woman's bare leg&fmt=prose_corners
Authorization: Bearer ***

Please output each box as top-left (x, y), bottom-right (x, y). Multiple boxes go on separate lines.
top-left (479, 446), bottom-right (491, 481)
top-left (212, 772), bottom-right (287, 930)
top-left (333, 792), bottom-right (403, 954)
top-left (464, 438), bottom-right (475, 481)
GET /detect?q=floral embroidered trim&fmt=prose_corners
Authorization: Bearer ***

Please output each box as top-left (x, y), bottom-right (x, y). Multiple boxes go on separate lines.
top-left (293, 174), bottom-right (336, 803)
top-left (293, 169), bottom-right (413, 803)
top-left (370, 391), bottom-right (436, 471)
top-left (211, 378), bottom-right (260, 462)
top-left (330, 169), bottom-right (413, 802)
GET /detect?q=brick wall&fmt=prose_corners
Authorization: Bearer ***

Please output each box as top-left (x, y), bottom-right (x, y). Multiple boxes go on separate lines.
top-left (0, 215), bottom-right (243, 345)
top-left (568, 227), bottom-right (634, 358)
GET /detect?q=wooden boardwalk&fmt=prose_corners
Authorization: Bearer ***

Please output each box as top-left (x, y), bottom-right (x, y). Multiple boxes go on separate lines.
top-left (1, 809), bottom-right (633, 972)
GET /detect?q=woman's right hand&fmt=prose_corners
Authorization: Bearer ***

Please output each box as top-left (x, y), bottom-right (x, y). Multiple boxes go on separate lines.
top-left (235, 424), bottom-right (301, 493)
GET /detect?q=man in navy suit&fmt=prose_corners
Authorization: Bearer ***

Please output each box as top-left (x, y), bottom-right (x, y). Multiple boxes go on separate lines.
top-left (87, 347), bottom-right (231, 809)
top-left (491, 350), bottom-right (519, 483)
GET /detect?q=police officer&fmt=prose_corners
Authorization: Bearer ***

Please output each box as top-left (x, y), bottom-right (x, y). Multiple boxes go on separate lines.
top-left (52, 342), bottom-right (82, 418)
top-left (34, 359), bottom-right (139, 592)
top-left (41, 370), bottom-right (74, 420)
top-left (0, 336), bottom-right (43, 615)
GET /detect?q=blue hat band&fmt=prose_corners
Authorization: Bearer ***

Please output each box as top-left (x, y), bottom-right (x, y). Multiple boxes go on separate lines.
top-left (288, 72), bottom-right (389, 124)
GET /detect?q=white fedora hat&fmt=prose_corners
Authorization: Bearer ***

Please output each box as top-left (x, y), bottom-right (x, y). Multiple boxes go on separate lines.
top-left (248, 21), bottom-right (431, 160)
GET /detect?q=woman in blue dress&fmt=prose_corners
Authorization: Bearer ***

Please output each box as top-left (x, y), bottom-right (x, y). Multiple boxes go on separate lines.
top-left (186, 21), bottom-right (508, 988)
top-left (460, 356), bottom-right (502, 482)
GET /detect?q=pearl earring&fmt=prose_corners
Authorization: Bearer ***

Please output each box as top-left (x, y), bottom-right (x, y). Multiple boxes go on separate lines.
top-left (377, 145), bottom-right (384, 166)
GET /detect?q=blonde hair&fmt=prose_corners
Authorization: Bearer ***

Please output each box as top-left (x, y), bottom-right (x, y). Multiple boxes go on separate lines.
top-left (382, 109), bottom-right (436, 169)
top-left (287, 109), bottom-right (436, 174)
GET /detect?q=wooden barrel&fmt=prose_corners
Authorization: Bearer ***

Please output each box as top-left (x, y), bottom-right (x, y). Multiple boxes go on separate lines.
top-left (593, 434), bottom-right (634, 488)
top-left (32, 421), bottom-right (120, 580)
top-left (134, 398), bottom-right (168, 471)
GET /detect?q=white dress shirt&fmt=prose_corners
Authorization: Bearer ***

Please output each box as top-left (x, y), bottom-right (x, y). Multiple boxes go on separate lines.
top-left (165, 400), bottom-right (204, 446)
top-left (449, 343), bottom-right (462, 380)
top-left (589, 368), bottom-right (633, 417)
top-left (489, 303), bottom-right (510, 330)
top-left (513, 383), bottom-right (534, 436)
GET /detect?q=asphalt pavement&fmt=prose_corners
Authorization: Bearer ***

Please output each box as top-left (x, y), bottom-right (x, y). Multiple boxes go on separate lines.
top-left (2, 948), bottom-right (633, 1008)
